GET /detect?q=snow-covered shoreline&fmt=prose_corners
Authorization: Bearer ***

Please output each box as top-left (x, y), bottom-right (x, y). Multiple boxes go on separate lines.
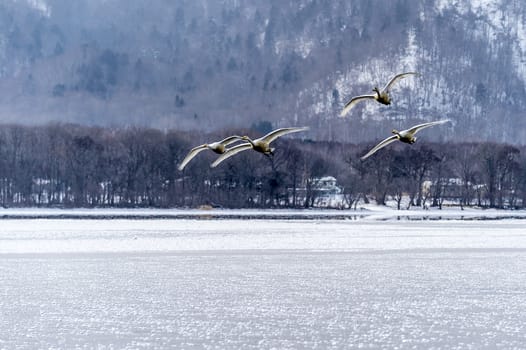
top-left (0, 205), bottom-right (525, 221)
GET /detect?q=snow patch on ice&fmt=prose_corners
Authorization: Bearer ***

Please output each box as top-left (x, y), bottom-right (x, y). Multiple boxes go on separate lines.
top-left (1, 207), bottom-right (526, 254)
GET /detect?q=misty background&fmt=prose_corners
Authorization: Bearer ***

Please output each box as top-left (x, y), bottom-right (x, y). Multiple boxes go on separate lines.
top-left (0, 0), bottom-right (525, 144)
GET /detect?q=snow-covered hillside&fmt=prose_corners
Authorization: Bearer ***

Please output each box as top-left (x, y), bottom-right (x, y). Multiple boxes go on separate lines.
top-left (0, 0), bottom-right (525, 143)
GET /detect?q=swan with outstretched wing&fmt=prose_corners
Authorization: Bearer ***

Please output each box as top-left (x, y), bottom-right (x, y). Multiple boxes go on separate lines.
top-left (360, 119), bottom-right (450, 160)
top-left (211, 127), bottom-right (309, 168)
top-left (178, 135), bottom-right (242, 170)
top-left (341, 72), bottom-right (419, 117)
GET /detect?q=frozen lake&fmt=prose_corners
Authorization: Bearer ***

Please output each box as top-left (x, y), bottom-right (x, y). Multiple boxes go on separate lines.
top-left (1, 214), bottom-right (526, 348)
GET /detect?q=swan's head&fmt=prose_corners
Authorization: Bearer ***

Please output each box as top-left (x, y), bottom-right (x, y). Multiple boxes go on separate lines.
top-left (373, 87), bottom-right (380, 94)
top-left (241, 135), bottom-right (255, 145)
top-left (391, 129), bottom-right (399, 135)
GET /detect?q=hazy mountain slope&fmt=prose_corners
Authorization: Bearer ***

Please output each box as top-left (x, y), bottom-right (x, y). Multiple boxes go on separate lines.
top-left (0, 0), bottom-right (524, 143)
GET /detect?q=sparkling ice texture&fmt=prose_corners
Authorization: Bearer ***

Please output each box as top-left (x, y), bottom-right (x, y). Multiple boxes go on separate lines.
top-left (1, 213), bottom-right (526, 349)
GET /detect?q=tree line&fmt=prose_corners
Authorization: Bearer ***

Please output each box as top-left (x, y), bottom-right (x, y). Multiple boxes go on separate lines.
top-left (0, 123), bottom-right (525, 209)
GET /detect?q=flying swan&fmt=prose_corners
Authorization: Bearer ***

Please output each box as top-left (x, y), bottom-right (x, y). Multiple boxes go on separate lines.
top-left (178, 135), bottom-right (242, 170)
top-left (340, 72), bottom-right (419, 117)
top-left (360, 119), bottom-right (450, 160)
top-left (210, 127), bottom-right (309, 168)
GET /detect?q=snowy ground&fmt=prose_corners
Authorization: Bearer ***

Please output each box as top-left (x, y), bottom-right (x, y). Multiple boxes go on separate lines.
top-left (1, 212), bottom-right (526, 348)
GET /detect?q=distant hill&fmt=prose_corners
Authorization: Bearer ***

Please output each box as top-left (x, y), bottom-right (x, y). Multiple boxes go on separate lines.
top-left (0, 0), bottom-right (525, 143)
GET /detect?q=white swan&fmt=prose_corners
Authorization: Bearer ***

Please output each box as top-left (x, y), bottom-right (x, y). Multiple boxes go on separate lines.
top-left (178, 135), bottom-right (242, 170)
top-left (211, 127), bottom-right (309, 168)
top-left (360, 119), bottom-right (450, 160)
top-left (340, 72), bottom-right (419, 117)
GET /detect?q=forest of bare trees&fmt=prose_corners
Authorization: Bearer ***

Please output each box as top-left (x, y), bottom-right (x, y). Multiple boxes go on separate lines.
top-left (0, 123), bottom-right (525, 210)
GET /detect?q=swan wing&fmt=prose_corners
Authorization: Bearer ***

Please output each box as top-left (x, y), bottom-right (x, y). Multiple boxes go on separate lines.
top-left (340, 95), bottom-right (376, 117)
top-left (260, 127), bottom-right (309, 144)
top-left (382, 72), bottom-right (419, 92)
top-left (360, 135), bottom-right (399, 160)
top-left (178, 144), bottom-right (208, 171)
top-left (210, 143), bottom-right (253, 168)
top-left (406, 119), bottom-right (450, 135)
top-left (219, 135), bottom-right (244, 146)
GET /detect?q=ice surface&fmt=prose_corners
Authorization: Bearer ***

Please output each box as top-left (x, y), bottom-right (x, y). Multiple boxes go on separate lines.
top-left (1, 214), bottom-right (526, 348)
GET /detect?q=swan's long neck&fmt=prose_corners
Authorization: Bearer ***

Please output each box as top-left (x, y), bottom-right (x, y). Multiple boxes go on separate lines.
top-left (244, 137), bottom-right (255, 147)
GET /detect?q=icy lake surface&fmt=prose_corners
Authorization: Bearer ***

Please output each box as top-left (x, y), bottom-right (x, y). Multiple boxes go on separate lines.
top-left (1, 211), bottom-right (526, 349)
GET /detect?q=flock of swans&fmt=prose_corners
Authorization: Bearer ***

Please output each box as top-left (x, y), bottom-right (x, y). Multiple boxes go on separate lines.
top-left (178, 72), bottom-right (450, 170)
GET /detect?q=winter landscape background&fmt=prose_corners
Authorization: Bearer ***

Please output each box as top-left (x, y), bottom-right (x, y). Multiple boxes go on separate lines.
top-left (2, 1), bottom-right (526, 348)
top-left (1, 0), bottom-right (526, 210)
